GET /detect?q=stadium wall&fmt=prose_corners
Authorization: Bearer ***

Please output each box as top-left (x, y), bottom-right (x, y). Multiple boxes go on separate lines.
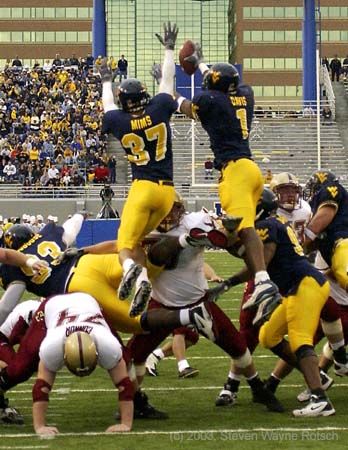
top-left (0, 198), bottom-right (221, 223)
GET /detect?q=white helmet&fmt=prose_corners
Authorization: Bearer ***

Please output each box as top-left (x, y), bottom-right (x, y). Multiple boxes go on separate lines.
top-left (64, 331), bottom-right (98, 377)
top-left (269, 172), bottom-right (302, 211)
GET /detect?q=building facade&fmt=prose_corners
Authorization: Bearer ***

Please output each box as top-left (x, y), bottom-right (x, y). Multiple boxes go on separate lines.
top-left (0, 0), bottom-right (93, 68)
top-left (1, 0), bottom-right (348, 100)
top-left (230, 0), bottom-right (348, 99)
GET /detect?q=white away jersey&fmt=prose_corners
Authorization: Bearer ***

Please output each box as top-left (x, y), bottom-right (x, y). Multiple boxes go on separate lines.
top-left (150, 210), bottom-right (213, 307)
top-left (39, 292), bottom-right (122, 372)
top-left (277, 199), bottom-right (312, 243)
top-left (0, 300), bottom-right (40, 338)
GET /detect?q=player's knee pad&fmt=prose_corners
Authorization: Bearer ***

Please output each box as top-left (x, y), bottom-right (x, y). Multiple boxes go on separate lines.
top-left (322, 341), bottom-right (334, 361)
top-left (32, 378), bottom-right (52, 403)
top-left (295, 344), bottom-right (316, 362)
top-left (233, 348), bottom-right (252, 369)
top-left (321, 318), bottom-right (343, 337)
top-left (116, 376), bottom-right (134, 402)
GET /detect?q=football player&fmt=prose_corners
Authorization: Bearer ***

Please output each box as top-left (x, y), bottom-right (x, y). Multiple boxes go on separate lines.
top-left (303, 170), bottom-right (348, 293)
top-left (212, 189), bottom-right (335, 417)
top-left (100, 22), bottom-right (179, 318)
top-left (176, 44), bottom-right (280, 325)
top-left (0, 299), bottom-right (40, 425)
top-left (23, 292), bottom-right (134, 435)
top-left (125, 198), bottom-right (284, 413)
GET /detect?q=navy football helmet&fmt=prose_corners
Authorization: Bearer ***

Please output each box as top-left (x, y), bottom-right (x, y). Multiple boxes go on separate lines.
top-left (4, 224), bottom-right (35, 250)
top-left (117, 78), bottom-right (150, 113)
top-left (303, 170), bottom-right (337, 200)
top-left (203, 63), bottom-right (240, 93)
top-left (256, 188), bottom-right (278, 221)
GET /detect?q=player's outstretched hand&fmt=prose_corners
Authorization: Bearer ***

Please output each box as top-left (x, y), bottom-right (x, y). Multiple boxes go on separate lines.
top-left (98, 57), bottom-right (113, 83)
top-left (184, 42), bottom-right (204, 67)
top-left (155, 21), bottom-right (179, 50)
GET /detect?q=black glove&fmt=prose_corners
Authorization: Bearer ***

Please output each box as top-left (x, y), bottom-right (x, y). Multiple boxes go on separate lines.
top-left (184, 43), bottom-right (204, 68)
top-left (56, 247), bottom-right (84, 265)
top-left (155, 21), bottom-right (179, 50)
top-left (98, 57), bottom-right (113, 83)
top-left (150, 63), bottom-right (162, 85)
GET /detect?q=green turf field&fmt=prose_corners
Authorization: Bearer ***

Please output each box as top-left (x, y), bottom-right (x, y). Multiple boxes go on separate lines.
top-left (1, 251), bottom-right (348, 450)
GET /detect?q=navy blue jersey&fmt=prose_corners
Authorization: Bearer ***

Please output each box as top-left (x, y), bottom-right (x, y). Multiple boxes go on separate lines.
top-left (310, 181), bottom-right (348, 264)
top-left (192, 84), bottom-right (254, 169)
top-left (256, 215), bottom-right (326, 296)
top-left (102, 93), bottom-right (177, 182)
top-left (0, 223), bottom-right (76, 297)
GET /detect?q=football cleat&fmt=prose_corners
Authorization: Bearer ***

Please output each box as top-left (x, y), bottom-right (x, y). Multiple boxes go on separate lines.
top-left (145, 352), bottom-right (160, 377)
top-left (252, 385), bottom-right (285, 413)
top-left (297, 370), bottom-right (334, 402)
top-left (243, 279), bottom-right (280, 310)
top-left (178, 367), bottom-right (199, 379)
top-left (0, 399), bottom-right (24, 425)
top-left (189, 302), bottom-right (215, 342)
top-left (221, 215), bottom-right (243, 233)
top-left (292, 395), bottom-right (335, 417)
top-left (118, 263), bottom-right (142, 300)
top-left (129, 280), bottom-right (152, 317)
top-left (252, 294), bottom-right (282, 327)
top-left (215, 388), bottom-right (238, 407)
top-left (334, 360), bottom-right (348, 377)
top-left (115, 391), bottom-right (168, 420)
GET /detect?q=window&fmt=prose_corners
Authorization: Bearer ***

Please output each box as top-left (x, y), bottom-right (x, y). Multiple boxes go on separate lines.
top-left (11, 32), bottom-right (23, 43)
top-left (249, 7), bottom-right (262, 18)
top-left (11, 8), bottom-right (23, 19)
top-left (44, 8), bottom-right (55, 19)
top-left (66, 8), bottom-right (78, 18)
top-left (0, 8), bottom-right (11, 18)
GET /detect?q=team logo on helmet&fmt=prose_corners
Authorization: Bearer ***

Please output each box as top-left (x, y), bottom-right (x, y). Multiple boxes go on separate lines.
top-left (4, 225), bottom-right (35, 250)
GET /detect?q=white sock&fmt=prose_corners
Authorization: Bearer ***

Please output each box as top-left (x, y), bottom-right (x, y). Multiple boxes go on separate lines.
top-left (178, 360), bottom-right (190, 372)
top-left (179, 309), bottom-right (190, 325)
top-left (246, 371), bottom-right (258, 381)
top-left (271, 372), bottom-right (281, 381)
top-left (153, 348), bottom-right (165, 360)
top-left (123, 258), bottom-right (135, 273)
top-left (331, 339), bottom-right (345, 351)
top-left (228, 371), bottom-right (241, 381)
top-left (178, 233), bottom-right (190, 248)
top-left (254, 271), bottom-right (270, 284)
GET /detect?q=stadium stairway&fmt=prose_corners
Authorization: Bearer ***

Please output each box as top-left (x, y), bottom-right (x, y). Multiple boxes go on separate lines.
top-left (170, 117), bottom-right (348, 189)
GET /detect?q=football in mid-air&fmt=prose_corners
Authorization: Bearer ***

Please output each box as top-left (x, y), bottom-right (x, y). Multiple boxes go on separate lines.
top-left (179, 40), bottom-right (197, 76)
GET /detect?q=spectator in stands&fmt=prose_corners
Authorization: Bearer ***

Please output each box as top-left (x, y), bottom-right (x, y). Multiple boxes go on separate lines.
top-left (117, 55), bottom-right (128, 81)
top-left (12, 56), bottom-right (23, 69)
top-left (342, 55), bottom-right (348, 81)
top-left (108, 155), bottom-right (117, 184)
top-left (93, 161), bottom-right (109, 184)
top-left (322, 105), bottom-right (333, 126)
top-left (204, 157), bottom-right (214, 180)
top-left (263, 168), bottom-right (273, 184)
top-left (3, 161), bottom-right (16, 182)
top-left (52, 54), bottom-right (63, 68)
top-left (322, 57), bottom-right (330, 71)
top-left (47, 164), bottom-right (59, 181)
top-left (330, 55), bottom-right (341, 82)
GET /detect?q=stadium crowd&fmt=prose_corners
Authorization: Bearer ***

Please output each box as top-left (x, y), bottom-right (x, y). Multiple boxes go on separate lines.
top-left (0, 54), bottom-right (115, 189)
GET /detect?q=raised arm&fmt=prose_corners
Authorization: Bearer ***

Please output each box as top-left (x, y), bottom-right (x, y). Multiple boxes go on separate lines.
top-left (155, 22), bottom-right (178, 95)
top-left (99, 58), bottom-right (118, 113)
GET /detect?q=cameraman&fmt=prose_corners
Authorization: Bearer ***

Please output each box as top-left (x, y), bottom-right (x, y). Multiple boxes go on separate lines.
top-left (97, 183), bottom-right (119, 219)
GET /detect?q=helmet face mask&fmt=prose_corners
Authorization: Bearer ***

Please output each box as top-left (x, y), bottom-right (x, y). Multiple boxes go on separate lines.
top-left (157, 191), bottom-right (185, 233)
top-left (203, 63), bottom-right (240, 93)
top-left (64, 331), bottom-right (98, 377)
top-left (117, 78), bottom-right (150, 113)
top-left (270, 172), bottom-right (302, 212)
top-left (4, 224), bottom-right (35, 250)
